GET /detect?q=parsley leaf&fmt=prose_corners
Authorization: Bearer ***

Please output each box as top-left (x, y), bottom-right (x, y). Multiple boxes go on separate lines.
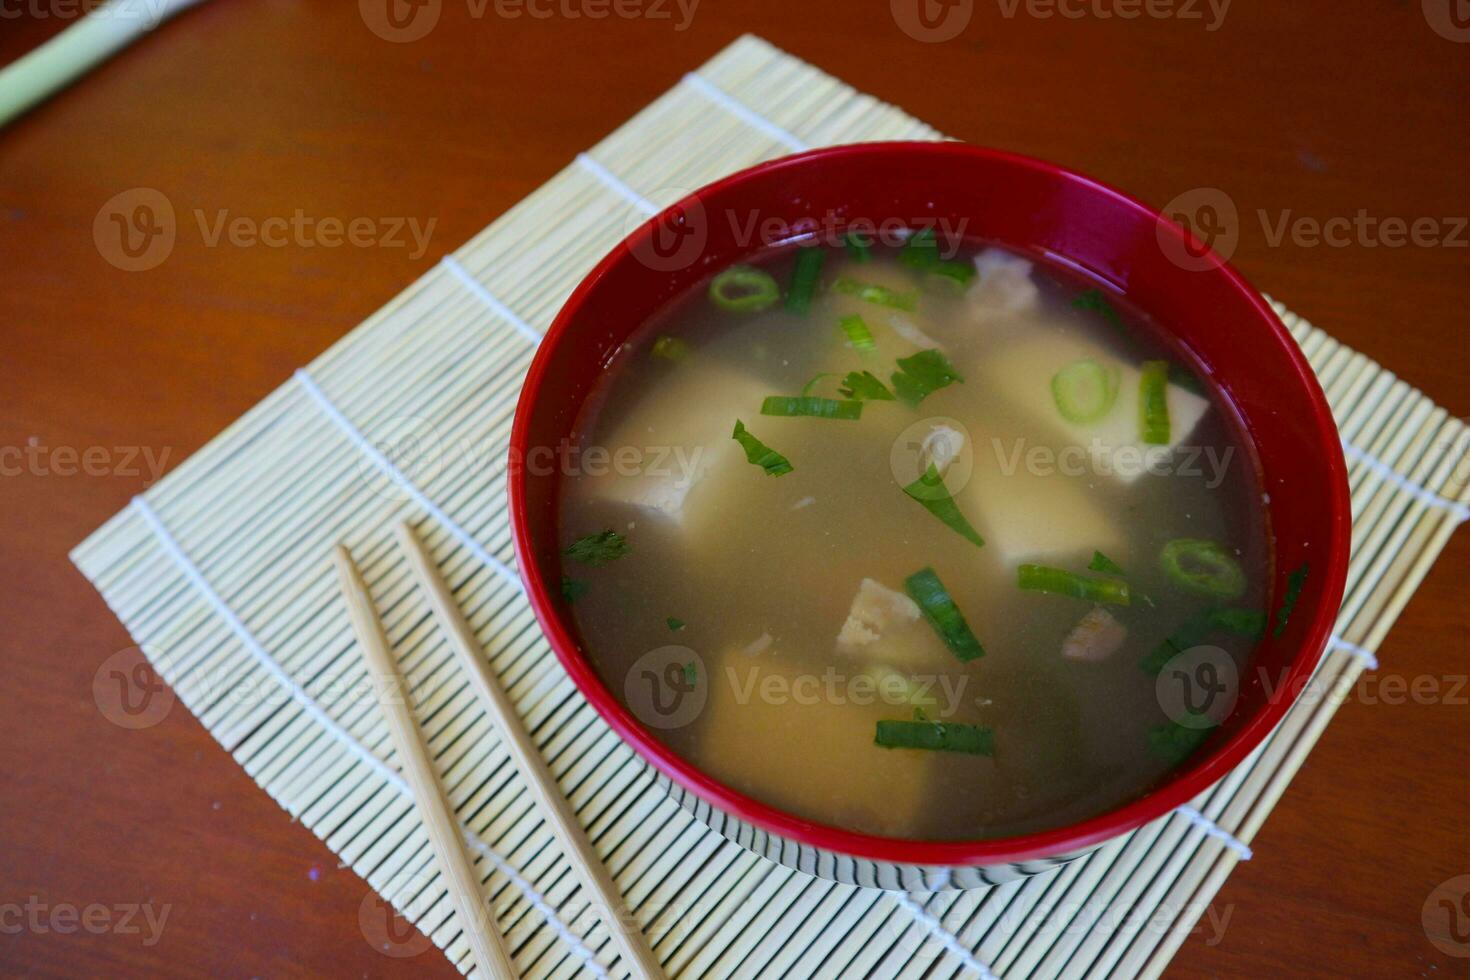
top-left (563, 530), bottom-right (630, 567)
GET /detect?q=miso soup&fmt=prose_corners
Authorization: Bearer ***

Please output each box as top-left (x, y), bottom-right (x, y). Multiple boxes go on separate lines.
top-left (555, 230), bottom-right (1270, 841)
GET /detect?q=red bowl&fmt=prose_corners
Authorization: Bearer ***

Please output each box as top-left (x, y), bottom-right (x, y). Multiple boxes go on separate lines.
top-left (510, 142), bottom-right (1350, 887)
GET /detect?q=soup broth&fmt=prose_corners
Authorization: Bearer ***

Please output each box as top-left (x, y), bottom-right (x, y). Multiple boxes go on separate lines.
top-left (555, 233), bottom-right (1270, 841)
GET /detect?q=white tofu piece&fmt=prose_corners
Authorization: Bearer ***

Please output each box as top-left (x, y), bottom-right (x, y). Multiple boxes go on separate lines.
top-left (981, 331), bottom-right (1212, 484)
top-left (700, 654), bottom-right (937, 838)
top-left (964, 451), bottom-right (1128, 567)
top-left (968, 247), bottom-right (1039, 317)
top-left (581, 363), bottom-right (767, 525)
top-left (835, 577), bottom-right (951, 669)
top-left (837, 578), bottom-right (919, 651)
top-left (1062, 607), bottom-right (1128, 662)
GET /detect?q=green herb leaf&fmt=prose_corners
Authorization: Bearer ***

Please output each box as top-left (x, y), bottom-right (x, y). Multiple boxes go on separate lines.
top-left (1141, 610), bottom-right (1216, 676)
top-left (1089, 550), bottom-right (1125, 575)
top-left (844, 230), bottom-right (872, 262)
top-left (1159, 538), bottom-right (1247, 599)
top-left (1073, 288), bottom-right (1125, 329)
top-left (925, 260), bottom-right (976, 292)
top-left (1017, 564), bottom-right (1130, 606)
top-left (759, 396), bottom-right (863, 420)
top-left (899, 226), bottom-right (938, 269)
top-left (651, 335), bottom-right (689, 361)
top-left (875, 718), bottom-right (994, 756)
top-left (682, 661), bottom-right (697, 684)
top-left (891, 348), bottom-right (963, 407)
top-left (564, 531), bottom-right (630, 567)
top-left (838, 313), bottom-right (877, 352)
top-left (902, 464), bottom-right (985, 548)
top-left (1273, 562), bottom-right (1310, 637)
top-left (904, 566), bottom-right (985, 662)
top-left (838, 370), bottom-right (895, 401)
top-left (785, 246), bottom-right (824, 315)
top-left (560, 578), bottom-right (589, 602)
top-left (1210, 607), bottom-right (1267, 638)
top-left (833, 277), bottom-right (918, 311)
top-left (1147, 715), bottom-right (1216, 763)
top-left (731, 420), bottom-right (794, 476)
top-left (666, 617), bottom-right (685, 632)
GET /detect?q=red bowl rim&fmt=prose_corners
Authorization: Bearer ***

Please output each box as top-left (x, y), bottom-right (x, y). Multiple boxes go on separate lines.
top-left (510, 141), bottom-right (1350, 866)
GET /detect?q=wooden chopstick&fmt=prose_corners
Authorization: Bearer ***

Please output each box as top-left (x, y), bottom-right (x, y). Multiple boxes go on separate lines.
top-left (394, 520), bottom-right (666, 980)
top-left (332, 545), bottom-right (518, 980)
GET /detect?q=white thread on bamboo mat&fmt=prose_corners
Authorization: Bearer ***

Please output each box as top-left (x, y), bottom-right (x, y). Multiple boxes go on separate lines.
top-left (1327, 635), bottom-right (1380, 670)
top-left (1173, 805), bottom-right (1253, 861)
top-left (293, 368), bottom-right (525, 594)
top-left (128, 496), bottom-right (612, 976)
top-left (1341, 437), bottom-right (1470, 523)
top-left (575, 153), bottom-right (659, 216)
top-left (682, 72), bottom-right (809, 152)
top-left (439, 255), bottom-right (543, 343)
top-left (889, 891), bottom-right (999, 980)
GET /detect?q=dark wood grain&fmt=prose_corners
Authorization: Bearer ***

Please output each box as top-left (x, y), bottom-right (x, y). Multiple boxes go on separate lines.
top-left (2, 2), bottom-right (1467, 976)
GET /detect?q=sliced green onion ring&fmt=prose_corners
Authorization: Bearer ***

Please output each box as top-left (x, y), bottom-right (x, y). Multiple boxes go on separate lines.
top-left (710, 265), bottom-right (780, 312)
top-left (1159, 538), bottom-right (1247, 599)
top-left (1052, 358), bottom-right (1120, 424)
top-left (833, 277), bottom-right (918, 312)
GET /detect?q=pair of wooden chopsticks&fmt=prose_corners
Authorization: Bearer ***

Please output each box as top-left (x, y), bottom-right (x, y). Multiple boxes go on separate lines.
top-left (334, 521), bottom-right (664, 980)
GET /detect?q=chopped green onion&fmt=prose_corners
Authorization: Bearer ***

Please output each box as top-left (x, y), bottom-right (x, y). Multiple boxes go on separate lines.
top-left (561, 578), bottom-right (589, 602)
top-left (1139, 359), bottom-right (1172, 445)
top-left (785, 247), bottom-right (824, 315)
top-left (926, 260), bottom-right (976, 291)
top-left (1273, 561), bottom-right (1309, 637)
top-left (901, 464), bottom-right (985, 548)
top-left (1017, 564), bottom-right (1130, 606)
top-left (1147, 715), bottom-right (1216, 763)
top-left (838, 370), bottom-right (895, 401)
top-left (844, 230), bottom-right (872, 262)
top-left (904, 567), bottom-right (986, 662)
top-left (710, 265), bottom-right (780, 312)
top-left (1089, 550), bottom-right (1125, 575)
top-left (666, 617), bottom-right (685, 632)
top-left (1052, 358), bottom-right (1120, 424)
top-left (760, 396), bottom-right (863, 420)
top-left (891, 348), bottom-right (963, 407)
top-left (1159, 538), bottom-right (1246, 599)
top-left (731, 420), bottom-right (793, 476)
top-left (875, 718), bottom-right (994, 756)
top-left (1210, 607), bottom-right (1267, 637)
top-left (682, 661), bottom-right (697, 684)
top-left (899, 226), bottom-right (938, 268)
top-left (564, 530), bottom-right (630, 567)
top-left (838, 313), bottom-right (877, 352)
top-left (650, 335), bottom-right (689, 361)
top-left (834, 277), bottom-right (918, 311)
top-left (1073, 288), bottom-right (1125, 329)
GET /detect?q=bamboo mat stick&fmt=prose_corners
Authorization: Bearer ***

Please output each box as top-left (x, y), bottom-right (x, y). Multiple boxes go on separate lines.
top-left (333, 544), bottom-right (519, 980)
top-left (394, 520), bottom-right (665, 980)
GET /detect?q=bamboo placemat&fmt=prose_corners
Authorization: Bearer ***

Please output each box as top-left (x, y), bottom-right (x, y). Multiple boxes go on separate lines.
top-left (72, 34), bottom-right (1470, 979)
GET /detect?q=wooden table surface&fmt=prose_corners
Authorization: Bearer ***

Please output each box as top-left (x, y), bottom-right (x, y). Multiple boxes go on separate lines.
top-left (3, 2), bottom-right (1467, 976)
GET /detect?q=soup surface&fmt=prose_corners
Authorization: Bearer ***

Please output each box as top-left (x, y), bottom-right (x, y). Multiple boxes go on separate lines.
top-left (556, 232), bottom-right (1271, 841)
